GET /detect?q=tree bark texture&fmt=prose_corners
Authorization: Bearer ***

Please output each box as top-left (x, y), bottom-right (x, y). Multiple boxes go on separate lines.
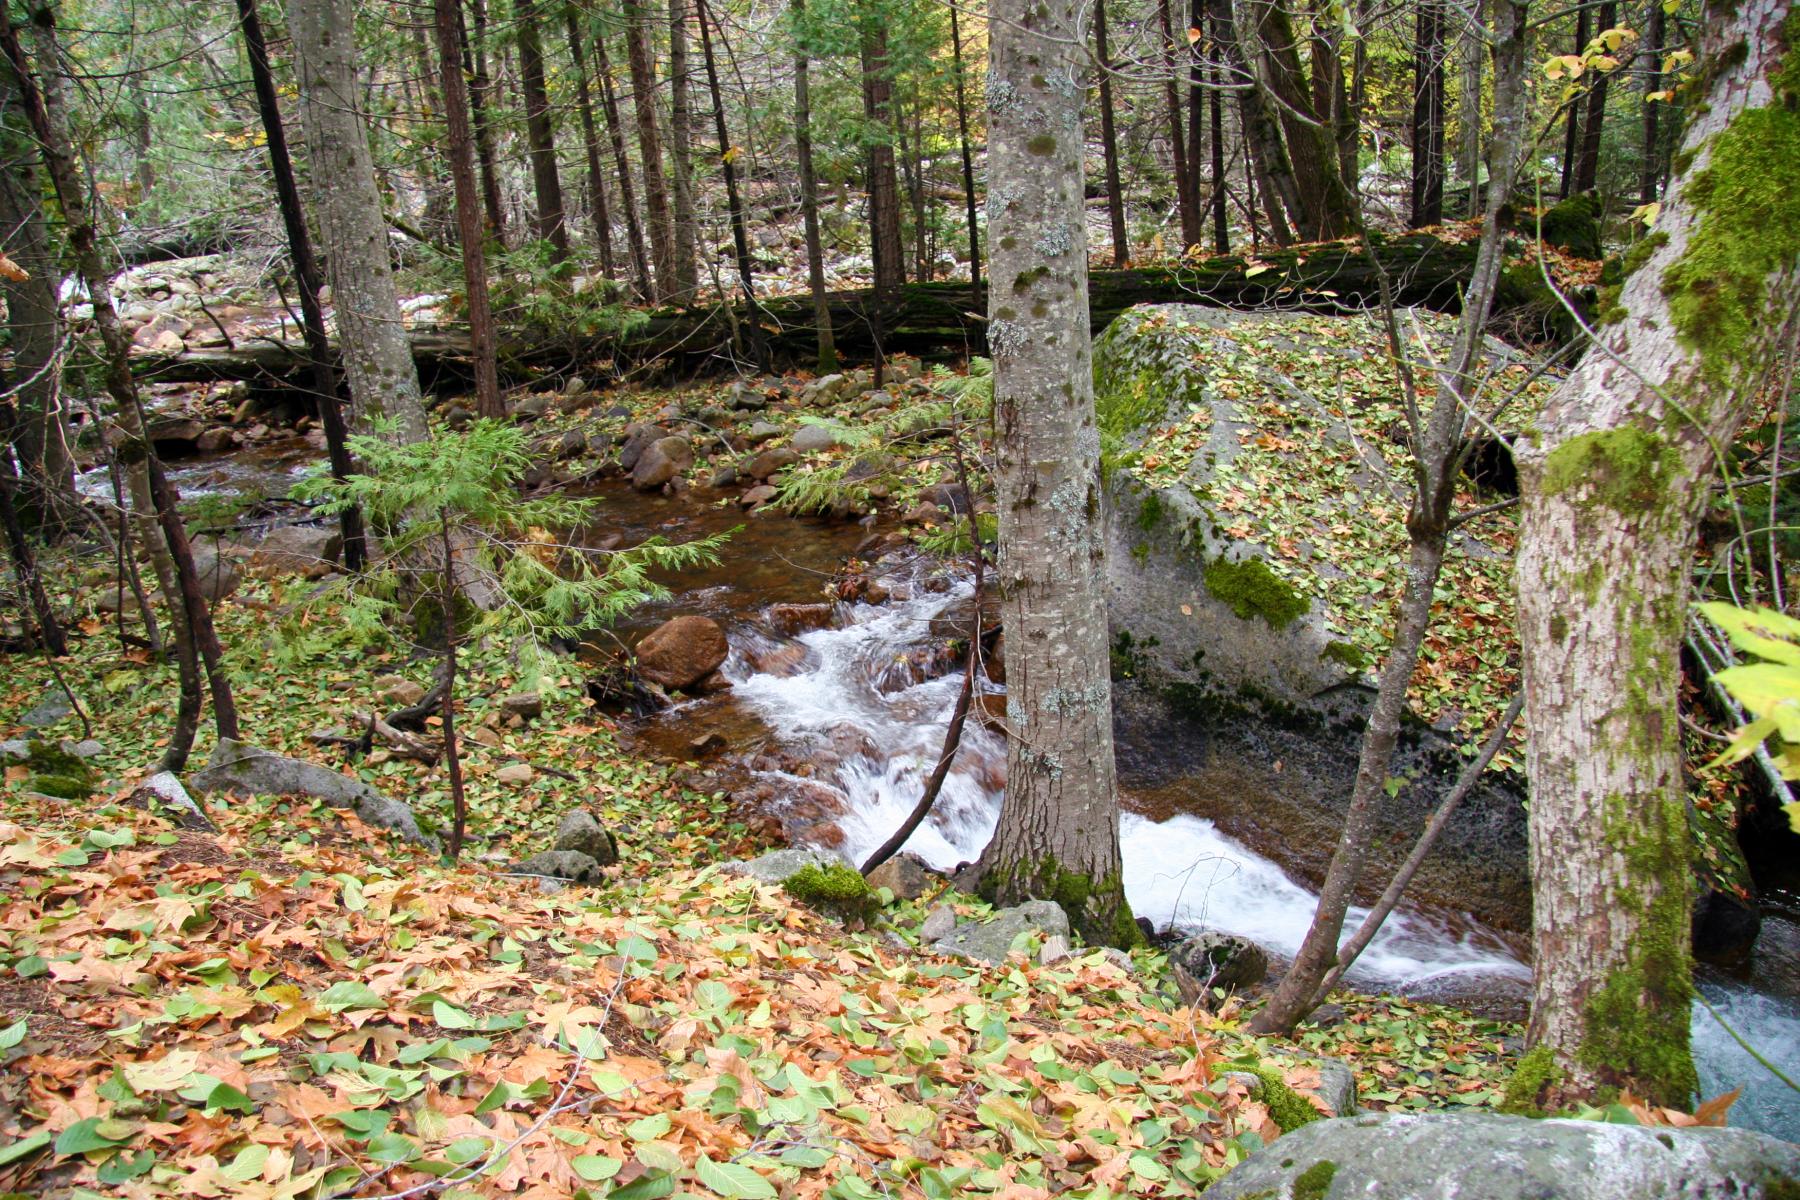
top-left (595, 29), bottom-right (653, 298)
top-left (432, 0), bottom-right (502, 416)
top-left (464, 0), bottom-right (506, 242)
top-left (1571, 0), bottom-right (1616, 196)
top-left (290, 0), bottom-right (430, 441)
top-left (1411, 0), bottom-right (1447, 226)
top-left (1095, 0), bottom-right (1128, 267)
top-left (978, 0), bottom-right (1136, 949)
top-left (791, 0), bottom-right (835, 371)
top-left (667, 0), bottom-right (699, 302)
top-left (234, 0), bottom-right (367, 568)
top-left (566, 10), bottom-right (616, 275)
top-left (1513, 0), bottom-right (1798, 1110)
top-left (516, 0), bottom-right (568, 259)
top-left (625, 0), bottom-right (677, 302)
top-left (950, 4), bottom-right (982, 291)
top-left (861, 21), bottom-right (904, 296)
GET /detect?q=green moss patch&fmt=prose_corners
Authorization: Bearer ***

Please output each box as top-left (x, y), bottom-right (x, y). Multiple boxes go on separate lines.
top-left (1204, 556), bottom-right (1309, 630)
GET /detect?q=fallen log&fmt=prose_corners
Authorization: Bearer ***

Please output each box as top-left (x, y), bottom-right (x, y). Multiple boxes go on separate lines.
top-left (131, 231), bottom-right (1481, 386)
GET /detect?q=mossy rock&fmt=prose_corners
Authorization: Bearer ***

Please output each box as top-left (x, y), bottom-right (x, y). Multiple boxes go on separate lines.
top-left (22, 740), bottom-right (97, 800)
top-left (1537, 193), bottom-right (1603, 260)
top-left (782, 863), bottom-right (879, 922)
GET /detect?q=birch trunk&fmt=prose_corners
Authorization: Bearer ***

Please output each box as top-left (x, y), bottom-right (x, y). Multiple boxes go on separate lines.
top-left (976, 0), bottom-right (1136, 949)
top-left (290, 0), bottom-right (430, 441)
top-left (1513, 0), bottom-right (1799, 1110)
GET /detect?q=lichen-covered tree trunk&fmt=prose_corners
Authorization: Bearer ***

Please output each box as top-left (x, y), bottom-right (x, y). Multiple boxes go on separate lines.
top-left (975, 0), bottom-right (1137, 950)
top-left (290, 0), bottom-right (430, 442)
top-left (1513, 0), bottom-right (1799, 1110)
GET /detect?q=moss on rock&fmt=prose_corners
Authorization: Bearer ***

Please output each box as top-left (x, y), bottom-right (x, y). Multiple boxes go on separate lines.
top-left (1204, 556), bottom-right (1309, 630)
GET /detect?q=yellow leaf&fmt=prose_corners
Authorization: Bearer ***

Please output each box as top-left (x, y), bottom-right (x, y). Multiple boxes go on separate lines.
top-left (0, 251), bottom-right (29, 282)
top-left (123, 1049), bottom-right (201, 1092)
top-left (722, 145), bottom-right (741, 164)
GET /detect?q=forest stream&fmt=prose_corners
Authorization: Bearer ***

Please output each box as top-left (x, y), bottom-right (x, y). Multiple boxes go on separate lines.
top-left (111, 445), bottom-right (1800, 1140)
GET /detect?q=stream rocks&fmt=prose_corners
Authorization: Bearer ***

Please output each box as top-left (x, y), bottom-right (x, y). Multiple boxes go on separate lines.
top-left (634, 615), bottom-right (729, 691)
top-left (554, 810), bottom-right (619, 864)
top-left (1168, 931), bottom-right (1269, 997)
top-left (249, 524), bottom-right (342, 579)
top-left (1203, 1112), bottom-right (1800, 1200)
top-left (631, 436), bottom-right (694, 491)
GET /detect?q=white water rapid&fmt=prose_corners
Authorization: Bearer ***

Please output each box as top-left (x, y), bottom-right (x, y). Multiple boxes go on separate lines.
top-left (714, 557), bottom-right (1800, 1139)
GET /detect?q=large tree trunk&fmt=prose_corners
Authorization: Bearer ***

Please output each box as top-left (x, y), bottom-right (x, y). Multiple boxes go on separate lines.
top-left (977, 0), bottom-right (1136, 950)
top-left (1459, 0), bottom-right (1485, 217)
top-left (234, 0), bottom-right (367, 568)
top-left (290, 0), bottom-right (430, 441)
top-left (567, 10), bottom-right (616, 275)
top-left (1512, 0), bottom-right (1797, 1110)
top-left (0, 69), bottom-right (74, 534)
top-left (1095, 0), bottom-right (1128, 267)
top-left (791, 0), bottom-right (835, 371)
top-left (1639, 0), bottom-right (1664, 205)
top-left (1159, 0), bottom-right (1196, 250)
top-left (861, 22), bottom-right (904, 297)
top-left (1240, 0), bottom-right (1358, 240)
top-left (666, 0), bottom-right (699, 302)
top-left (625, 0), bottom-right (677, 302)
top-left (433, 0), bottom-right (502, 416)
top-left (516, 0), bottom-right (568, 259)
top-left (1410, 0), bottom-right (1447, 226)
top-left (1558, 4), bottom-right (1590, 198)
top-left (596, 28), bottom-right (653, 298)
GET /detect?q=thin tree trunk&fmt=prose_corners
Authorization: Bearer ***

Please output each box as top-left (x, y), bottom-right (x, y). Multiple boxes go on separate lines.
top-left (290, 0), bottom-right (431, 441)
top-left (1559, 4), bottom-right (1590, 198)
top-left (1571, 0), bottom-right (1615, 196)
top-left (978, 0), bottom-right (1137, 950)
top-left (516, 0), bottom-right (568, 259)
top-left (1411, 0), bottom-right (1447, 226)
top-left (1240, 0), bottom-right (1358, 239)
top-left (1095, 0), bottom-right (1128, 266)
top-left (861, 22), bottom-right (904, 296)
top-left (950, 4), bottom-right (981, 291)
top-left (596, 28), bottom-right (653, 298)
top-left (1514, 0), bottom-right (1795, 1110)
top-left (0, 434), bottom-right (65, 656)
top-left (1224, 13), bottom-right (1297, 244)
top-left (667, 0), bottom-right (699, 301)
top-left (432, 0), bottom-right (502, 416)
top-left (1186, 0), bottom-right (1207, 249)
top-left (5, 3), bottom-right (230, 767)
top-left (625, 0), bottom-right (676, 301)
top-left (1639, 0), bottom-right (1664, 205)
top-left (1159, 0), bottom-right (1195, 249)
top-left (696, 0), bottom-right (764, 367)
top-left (438, 509), bottom-right (467, 859)
top-left (0, 86), bottom-right (74, 533)
top-left (1208, 0), bottom-right (1230, 252)
top-left (234, 0), bottom-right (368, 570)
top-left (465, 0), bottom-right (506, 241)
top-left (1249, 0), bottom-right (1531, 1036)
top-left (567, 10), bottom-right (616, 275)
top-left (1459, 0), bottom-right (1485, 216)
top-left (791, 0), bottom-right (835, 371)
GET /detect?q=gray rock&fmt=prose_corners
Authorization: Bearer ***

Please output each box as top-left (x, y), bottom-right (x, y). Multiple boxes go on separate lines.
top-left (0, 739), bottom-right (29, 760)
top-left (919, 903), bottom-right (957, 943)
top-left (865, 851), bottom-right (932, 901)
top-left (730, 380), bottom-right (770, 410)
top-left (131, 771), bottom-right (215, 831)
top-left (17, 691), bottom-right (71, 728)
top-left (189, 541), bottom-right (241, 604)
top-left (558, 429), bottom-right (588, 458)
top-left (1203, 1112), bottom-right (1800, 1200)
top-left (189, 738), bottom-right (437, 849)
top-left (740, 484), bottom-right (779, 508)
top-left (744, 422), bottom-right (784, 445)
top-left (553, 810), bottom-right (618, 864)
top-left (710, 465), bottom-right (739, 488)
top-left (726, 846), bottom-right (848, 884)
top-left (1038, 934), bottom-right (1072, 965)
top-left (250, 524), bottom-right (342, 579)
top-left (931, 900), bottom-right (1070, 965)
top-left (514, 849), bottom-right (604, 882)
top-left (617, 423), bottom-right (663, 472)
top-left (513, 394), bottom-right (551, 420)
top-left (196, 427), bottom-right (237, 453)
top-left (1315, 1057), bottom-right (1359, 1118)
top-left (800, 373), bottom-right (852, 407)
top-left (564, 375), bottom-right (589, 397)
top-left (1169, 930), bottom-right (1269, 994)
top-left (631, 436), bottom-right (694, 490)
top-left (500, 692), bottom-right (543, 720)
top-left (61, 738), bottom-right (107, 760)
top-left (789, 424), bottom-right (843, 454)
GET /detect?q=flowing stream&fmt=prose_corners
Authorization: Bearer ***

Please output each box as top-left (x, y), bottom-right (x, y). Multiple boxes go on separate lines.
top-left (622, 517), bottom-right (1800, 1140)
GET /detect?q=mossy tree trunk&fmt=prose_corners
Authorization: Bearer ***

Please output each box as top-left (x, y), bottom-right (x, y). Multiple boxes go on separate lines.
top-left (974, 0), bottom-right (1137, 950)
top-left (1512, 0), bottom-right (1799, 1110)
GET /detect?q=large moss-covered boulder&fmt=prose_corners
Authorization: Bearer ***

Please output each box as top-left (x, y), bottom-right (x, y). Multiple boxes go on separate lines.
top-left (1204, 1111), bottom-right (1800, 1199)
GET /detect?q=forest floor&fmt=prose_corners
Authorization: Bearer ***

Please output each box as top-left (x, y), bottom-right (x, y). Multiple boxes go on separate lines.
top-left (0, 363), bottom-right (1554, 1197)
